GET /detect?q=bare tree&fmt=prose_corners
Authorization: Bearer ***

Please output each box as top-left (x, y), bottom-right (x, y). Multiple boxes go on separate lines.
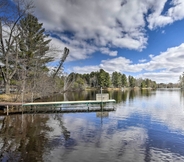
top-left (53, 47), bottom-right (69, 78)
top-left (0, 0), bottom-right (34, 94)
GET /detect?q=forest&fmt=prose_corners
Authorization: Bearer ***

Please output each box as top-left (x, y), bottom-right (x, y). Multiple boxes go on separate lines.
top-left (64, 70), bottom-right (158, 91)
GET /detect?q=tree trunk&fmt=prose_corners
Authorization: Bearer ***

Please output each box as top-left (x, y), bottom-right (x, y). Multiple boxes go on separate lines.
top-left (5, 80), bottom-right (10, 94)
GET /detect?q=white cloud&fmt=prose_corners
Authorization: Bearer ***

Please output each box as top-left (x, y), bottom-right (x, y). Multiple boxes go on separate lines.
top-left (28, 0), bottom-right (184, 53)
top-left (72, 65), bottom-right (99, 74)
top-left (49, 35), bottom-right (118, 62)
top-left (31, 0), bottom-right (184, 61)
top-left (168, 0), bottom-right (184, 21)
top-left (139, 59), bottom-right (147, 63)
top-left (137, 72), bottom-right (180, 83)
top-left (32, 0), bottom-right (150, 52)
top-left (100, 48), bottom-right (118, 57)
top-left (23, 0), bottom-right (184, 83)
top-left (149, 54), bottom-right (154, 58)
top-left (145, 43), bottom-right (184, 71)
top-left (49, 36), bottom-right (97, 62)
top-left (147, 0), bottom-right (184, 29)
top-left (71, 43), bottom-right (184, 83)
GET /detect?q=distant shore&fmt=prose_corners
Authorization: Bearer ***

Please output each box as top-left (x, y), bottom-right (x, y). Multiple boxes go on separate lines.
top-left (86, 87), bottom-right (155, 91)
top-left (0, 87), bottom-right (158, 102)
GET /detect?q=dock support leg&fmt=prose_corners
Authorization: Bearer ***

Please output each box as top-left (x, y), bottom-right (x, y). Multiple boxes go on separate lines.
top-left (87, 103), bottom-right (89, 111)
top-left (100, 102), bottom-right (103, 111)
top-left (60, 105), bottom-right (62, 112)
top-left (6, 105), bottom-right (9, 115)
top-left (22, 106), bottom-right (24, 114)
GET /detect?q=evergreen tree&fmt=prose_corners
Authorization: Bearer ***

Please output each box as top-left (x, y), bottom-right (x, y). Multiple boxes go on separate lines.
top-left (19, 14), bottom-right (52, 70)
top-left (98, 69), bottom-right (110, 87)
top-left (83, 73), bottom-right (90, 86)
top-left (105, 71), bottom-right (111, 87)
top-left (112, 72), bottom-right (122, 87)
top-left (145, 79), bottom-right (150, 88)
top-left (121, 74), bottom-right (127, 87)
top-left (141, 80), bottom-right (146, 88)
top-left (128, 76), bottom-right (136, 88)
top-left (18, 14), bottom-right (53, 95)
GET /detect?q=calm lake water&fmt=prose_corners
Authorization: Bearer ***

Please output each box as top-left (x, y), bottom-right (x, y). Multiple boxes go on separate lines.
top-left (1, 89), bottom-right (184, 162)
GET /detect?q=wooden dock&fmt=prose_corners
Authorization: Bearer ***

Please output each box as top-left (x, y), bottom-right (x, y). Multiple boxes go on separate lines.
top-left (0, 102), bottom-right (23, 106)
top-left (0, 99), bottom-right (116, 115)
top-left (23, 99), bottom-right (116, 106)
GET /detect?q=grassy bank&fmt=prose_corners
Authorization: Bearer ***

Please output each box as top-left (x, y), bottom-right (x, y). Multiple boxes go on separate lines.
top-left (0, 94), bottom-right (20, 102)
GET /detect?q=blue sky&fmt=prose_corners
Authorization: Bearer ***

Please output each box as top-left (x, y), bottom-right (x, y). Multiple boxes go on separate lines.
top-left (28, 0), bottom-right (184, 83)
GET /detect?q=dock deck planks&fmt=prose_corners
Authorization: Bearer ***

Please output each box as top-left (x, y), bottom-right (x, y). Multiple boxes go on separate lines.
top-left (22, 99), bottom-right (116, 106)
top-left (0, 99), bottom-right (116, 115)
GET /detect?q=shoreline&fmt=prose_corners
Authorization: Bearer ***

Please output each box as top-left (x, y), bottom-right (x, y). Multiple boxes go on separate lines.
top-left (0, 87), bottom-right (156, 103)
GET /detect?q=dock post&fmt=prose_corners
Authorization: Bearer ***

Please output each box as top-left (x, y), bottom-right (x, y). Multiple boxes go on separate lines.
top-left (100, 87), bottom-right (103, 111)
top-left (6, 105), bottom-right (9, 116)
top-left (60, 105), bottom-right (62, 112)
top-left (87, 103), bottom-right (89, 111)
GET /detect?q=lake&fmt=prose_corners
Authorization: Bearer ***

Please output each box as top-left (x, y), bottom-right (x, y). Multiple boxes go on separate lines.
top-left (1, 89), bottom-right (184, 162)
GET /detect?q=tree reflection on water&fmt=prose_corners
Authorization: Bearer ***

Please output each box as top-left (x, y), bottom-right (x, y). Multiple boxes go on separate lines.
top-left (0, 114), bottom-right (69, 162)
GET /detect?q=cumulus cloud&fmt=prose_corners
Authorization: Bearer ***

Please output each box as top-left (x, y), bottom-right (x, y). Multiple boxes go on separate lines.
top-left (22, 0), bottom-right (184, 83)
top-left (30, 0), bottom-right (184, 57)
top-left (49, 35), bottom-right (97, 61)
top-left (30, 0), bottom-right (184, 62)
top-left (72, 65), bottom-right (99, 74)
top-left (40, 0), bottom-right (147, 46)
top-left (72, 57), bottom-right (133, 74)
top-left (147, 0), bottom-right (184, 29)
top-left (32, 0), bottom-right (150, 55)
top-left (138, 72), bottom-right (180, 83)
top-left (72, 43), bottom-right (184, 83)
top-left (100, 48), bottom-right (118, 57)
top-left (145, 43), bottom-right (184, 71)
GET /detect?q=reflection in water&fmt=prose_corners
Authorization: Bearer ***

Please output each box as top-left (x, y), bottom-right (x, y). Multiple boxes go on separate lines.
top-left (0, 114), bottom-right (52, 162)
top-left (1, 90), bottom-right (184, 161)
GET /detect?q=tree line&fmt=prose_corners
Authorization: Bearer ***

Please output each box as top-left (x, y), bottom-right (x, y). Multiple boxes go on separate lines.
top-left (66, 70), bottom-right (182, 90)
top-left (65, 69), bottom-right (158, 91)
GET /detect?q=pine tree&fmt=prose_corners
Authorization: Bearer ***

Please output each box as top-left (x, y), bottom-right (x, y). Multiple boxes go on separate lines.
top-left (98, 69), bottom-right (110, 87)
top-left (18, 14), bottom-right (53, 96)
top-left (19, 14), bottom-right (52, 70)
top-left (112, 72), bottom-right (122, 88)
top-left (121, 74), bottom-right (127, 87)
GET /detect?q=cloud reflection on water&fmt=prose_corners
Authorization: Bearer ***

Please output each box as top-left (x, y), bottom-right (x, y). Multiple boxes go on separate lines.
top-left (44, 90), bottom-right (184, 161)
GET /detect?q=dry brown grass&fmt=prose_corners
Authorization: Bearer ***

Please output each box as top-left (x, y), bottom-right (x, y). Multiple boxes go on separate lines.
top-left (0, 93), bottom-right (42, 102)
top-left (106, 87), bottom-right (122, 91)
top-left (0, 94), bottom-right (20, 102)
